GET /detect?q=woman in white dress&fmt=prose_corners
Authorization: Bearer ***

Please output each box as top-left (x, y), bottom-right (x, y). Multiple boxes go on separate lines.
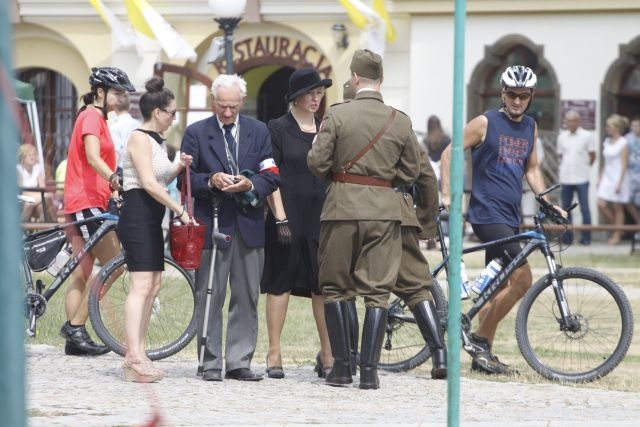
top-left (597, 114), bottom-right (630, 245)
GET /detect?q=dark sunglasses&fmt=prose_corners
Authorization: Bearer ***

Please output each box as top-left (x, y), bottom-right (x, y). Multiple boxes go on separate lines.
top-left (504, 91), bottom-right (532, 101)
top-left (160, 108), bottom-right (177, 118)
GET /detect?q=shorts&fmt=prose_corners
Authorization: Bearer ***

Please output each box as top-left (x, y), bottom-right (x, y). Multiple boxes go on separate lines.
top-left (471, 223), bottom-right (525, 266)
top-left (66, 207), bottom-right (105, 242)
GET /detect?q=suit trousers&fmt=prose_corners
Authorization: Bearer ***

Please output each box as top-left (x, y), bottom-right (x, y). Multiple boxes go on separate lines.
top-left (318, 220), bottom-right (401, 308)
top-left (195, 229), bottom-right (264, 372)
top-left (393, 226), bottom-right (434, 309)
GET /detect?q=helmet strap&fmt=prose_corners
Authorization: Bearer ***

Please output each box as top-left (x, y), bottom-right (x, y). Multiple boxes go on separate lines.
top-left (93, 87), bottom-right (109, 120)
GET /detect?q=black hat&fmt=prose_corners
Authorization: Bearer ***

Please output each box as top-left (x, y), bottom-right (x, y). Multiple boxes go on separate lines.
top-left (285, 68), bottom-right (332, 102)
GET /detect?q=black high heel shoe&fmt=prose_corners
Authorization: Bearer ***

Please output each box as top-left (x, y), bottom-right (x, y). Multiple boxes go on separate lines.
top-left (314, 352), bottom-right (332, 378)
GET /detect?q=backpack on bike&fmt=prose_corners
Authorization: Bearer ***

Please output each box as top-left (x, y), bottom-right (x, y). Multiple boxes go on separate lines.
top-left (24, 230), bottom-right (67, 271)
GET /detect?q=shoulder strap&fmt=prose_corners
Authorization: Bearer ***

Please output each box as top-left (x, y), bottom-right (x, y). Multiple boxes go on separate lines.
top-left (180, 166), bottom-right (194, 217)
top-left (342, 109), bottom-right (397, 172)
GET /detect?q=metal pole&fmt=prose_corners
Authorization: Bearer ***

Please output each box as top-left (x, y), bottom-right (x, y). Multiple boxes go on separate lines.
top-left (215, 17), bottom-right (242, 75)
top-left (0, 1), bottom-right (26, 425)
top-left (448, 1), bottom-right (467, 426)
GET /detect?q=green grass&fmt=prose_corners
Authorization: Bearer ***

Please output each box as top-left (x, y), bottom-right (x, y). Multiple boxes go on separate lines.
top-left (26, 250), bottom-right (640, 392)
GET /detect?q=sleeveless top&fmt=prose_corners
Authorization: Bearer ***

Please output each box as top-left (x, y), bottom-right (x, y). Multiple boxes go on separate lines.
top-left (122, 130), bottom-right (175, 190)
top-left (467, 109), bottom-right (535, 228)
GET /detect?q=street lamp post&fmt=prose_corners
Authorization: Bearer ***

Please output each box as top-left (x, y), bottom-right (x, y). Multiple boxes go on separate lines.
top-left (208, 0), bottom-right (247, 75)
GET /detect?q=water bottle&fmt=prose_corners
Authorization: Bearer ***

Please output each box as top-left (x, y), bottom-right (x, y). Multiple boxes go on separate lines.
top-left (460, 261), bottom-right (471, 300)
top-left (471, 258), bottom-right (504, 294)
top-left (47, 245), bottom-right (72, 276)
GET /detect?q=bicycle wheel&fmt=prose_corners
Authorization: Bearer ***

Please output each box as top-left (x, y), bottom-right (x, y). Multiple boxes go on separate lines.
top-left (379, 278), bottom-right (447, 372)
top-left (516, 267), bottom-right (633, 382)
top-left (88, 253), bottom-right (197, 360)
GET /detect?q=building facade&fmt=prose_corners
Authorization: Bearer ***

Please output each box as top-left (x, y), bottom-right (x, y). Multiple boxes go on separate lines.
top-left (11, 0), bottom-right (640, 222)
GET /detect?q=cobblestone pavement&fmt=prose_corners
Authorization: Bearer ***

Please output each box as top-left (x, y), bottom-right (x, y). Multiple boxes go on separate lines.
top-left (27, 344), bottom-right (640, 427)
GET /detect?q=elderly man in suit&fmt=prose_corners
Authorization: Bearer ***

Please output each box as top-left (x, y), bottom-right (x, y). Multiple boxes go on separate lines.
top-left (180, 74), bottom-right (280, 382)
top-left (308, 49), bottom-right (422, 390)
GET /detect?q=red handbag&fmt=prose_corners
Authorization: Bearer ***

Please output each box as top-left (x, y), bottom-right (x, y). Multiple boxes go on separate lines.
top-left (169, 166), bottom-right (207, 270)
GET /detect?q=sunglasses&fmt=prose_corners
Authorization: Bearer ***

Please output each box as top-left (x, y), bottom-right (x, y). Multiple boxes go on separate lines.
top-left (504, 91), bottom-right (532, 101)
top-left (160, 108), bottom-right (177, 118)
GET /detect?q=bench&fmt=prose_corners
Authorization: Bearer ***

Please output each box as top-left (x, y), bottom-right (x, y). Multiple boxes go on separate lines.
top-left (520, 223), bottom-right (640, 254)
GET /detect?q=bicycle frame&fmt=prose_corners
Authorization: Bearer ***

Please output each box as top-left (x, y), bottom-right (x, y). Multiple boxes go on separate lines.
top-left (22, 212), bottom-right (119, 336)
top-left (432, 208), bottom-right (577, 340)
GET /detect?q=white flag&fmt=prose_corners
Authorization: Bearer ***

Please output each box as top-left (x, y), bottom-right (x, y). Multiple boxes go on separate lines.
top-left (88, 0), bottom-right (136, 49)
top-left (124, 0), bottom-right (197, 61)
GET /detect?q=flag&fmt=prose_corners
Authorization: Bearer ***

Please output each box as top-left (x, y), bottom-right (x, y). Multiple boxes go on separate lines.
top-left (338, 0), bottom-right (369, 29)
top-left (338, 0), bottom-right (388, 56)
top-left (88, 0), bottom-right (136, 48)
top-left (372, 0), bottom-right (396, 42)
top-left (123, 0), bottom-right (197, 61)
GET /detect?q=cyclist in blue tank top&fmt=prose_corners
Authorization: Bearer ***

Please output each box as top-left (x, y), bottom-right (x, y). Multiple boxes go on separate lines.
top-left (441, 65), bottom-right (565, 375)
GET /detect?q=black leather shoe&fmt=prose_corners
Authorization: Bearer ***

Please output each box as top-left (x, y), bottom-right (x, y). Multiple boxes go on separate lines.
top-left (60, 321), bottom-right (110, 356)
top-left (224, 368), bottom-right (263, 381)
top-left (196, 366), bottom-right (203, 376)
top-left (202, 369), bottom-right (222, 381)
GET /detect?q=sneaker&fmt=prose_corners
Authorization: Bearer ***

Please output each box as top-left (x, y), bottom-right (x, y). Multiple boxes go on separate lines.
top-left (60, 321), bottom-right (110, 356)
top-left (471, 355), bottom-right (519, 375)
top-left (465, 333), bottom-right (518, 375)
top-left (464, 332), bottom-right (493, 360)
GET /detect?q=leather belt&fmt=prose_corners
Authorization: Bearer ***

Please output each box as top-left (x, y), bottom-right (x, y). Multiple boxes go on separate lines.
top-left (332, 171), bottom-right (392, 188)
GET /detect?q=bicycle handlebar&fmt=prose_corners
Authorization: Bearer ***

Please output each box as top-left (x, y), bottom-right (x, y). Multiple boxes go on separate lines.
top-left (534, 185), bottom-right (571, 225)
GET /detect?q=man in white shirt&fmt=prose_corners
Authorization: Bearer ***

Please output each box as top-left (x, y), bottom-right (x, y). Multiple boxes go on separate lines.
top-left (557, 110), bottom-right (596, 245)
top-left (109, 93), bottom-right (140, 173)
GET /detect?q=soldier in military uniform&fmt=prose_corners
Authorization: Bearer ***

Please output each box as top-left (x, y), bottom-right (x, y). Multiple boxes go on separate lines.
top-left (307, 49), bottom-right (421, 390)
top-left (393, 151), bottom-right (447, 380)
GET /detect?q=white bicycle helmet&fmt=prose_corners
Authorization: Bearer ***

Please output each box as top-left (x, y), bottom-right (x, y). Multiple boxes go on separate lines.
top-left (500, 66), bottom-right (537, 89)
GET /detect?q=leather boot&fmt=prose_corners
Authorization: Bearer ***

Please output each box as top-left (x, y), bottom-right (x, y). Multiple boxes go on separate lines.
top-left (412, 300), bottom-right (447, 379)
top-left (359, 307), bottom-right (388, 390)
top-left (342, 300), bottom-right (359, 375)
top-left (324, 302), bottom-right (353, 386)
top-left (60, 321), bottom-right (110, 356)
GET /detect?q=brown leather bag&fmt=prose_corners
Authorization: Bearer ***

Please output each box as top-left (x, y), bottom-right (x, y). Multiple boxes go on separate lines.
top-left (169, 166), bottom-right (207, 270)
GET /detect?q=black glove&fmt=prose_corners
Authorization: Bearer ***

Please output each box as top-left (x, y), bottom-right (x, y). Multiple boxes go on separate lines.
top-left (276, 219), bottom-right (292, 246)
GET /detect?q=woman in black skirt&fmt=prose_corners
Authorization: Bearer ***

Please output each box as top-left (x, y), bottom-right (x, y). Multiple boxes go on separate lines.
top-left (117, 77), bottom-right (192, 382)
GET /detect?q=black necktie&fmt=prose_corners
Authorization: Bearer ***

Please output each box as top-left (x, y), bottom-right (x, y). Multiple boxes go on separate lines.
top-left (223, 123), bottom-right (237, 163)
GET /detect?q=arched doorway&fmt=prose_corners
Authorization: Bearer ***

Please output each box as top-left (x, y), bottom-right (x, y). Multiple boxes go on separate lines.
top-left (601, 35), bottom-right (640, 139)
top-left (467, 35), bottom-right (560, 185)
top-left (257, 66), bottom-right (294, 123)
top-left (15, 68), bottom-right (76, 179)
top-left (155, 34), bottom-right (333, 127)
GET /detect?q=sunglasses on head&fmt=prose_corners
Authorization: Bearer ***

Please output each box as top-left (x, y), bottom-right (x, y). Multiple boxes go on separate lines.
top-left (504, 90), bottom-right (532, 101)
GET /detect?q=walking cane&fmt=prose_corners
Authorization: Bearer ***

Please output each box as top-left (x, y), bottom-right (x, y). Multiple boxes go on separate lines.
top-left (198, 200), bottom-right (231, 373)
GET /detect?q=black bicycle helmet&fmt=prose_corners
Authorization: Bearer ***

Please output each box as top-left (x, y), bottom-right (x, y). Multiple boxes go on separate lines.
top-left (500, 65), bottom-right (537, 89)
top-left (89, 67), bottom-right (136, 92)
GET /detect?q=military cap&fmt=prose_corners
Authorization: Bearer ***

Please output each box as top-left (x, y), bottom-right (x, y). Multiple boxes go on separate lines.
top-left (343, 79), bottom-right (356, 101)
top-left (350, 49), bottom-right (383, 80)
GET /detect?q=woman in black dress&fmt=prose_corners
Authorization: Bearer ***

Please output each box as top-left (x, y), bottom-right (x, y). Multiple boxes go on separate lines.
top-left (261, 69), bottom-right (332, 378)
top-left (118, 77), bottom-right (192, 382)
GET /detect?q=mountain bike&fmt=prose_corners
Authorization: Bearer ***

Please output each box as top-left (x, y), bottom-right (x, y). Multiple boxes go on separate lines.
top-left (21, 204), bottom-right (197, 360)
top-left (379, 185), bottom-right (634, 382)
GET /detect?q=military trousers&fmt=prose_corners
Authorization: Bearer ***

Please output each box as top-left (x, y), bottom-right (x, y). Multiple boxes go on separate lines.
top-left (393, 226), bottom-right (434, 309)
top-left (318, 219), bottom-right (401, 308)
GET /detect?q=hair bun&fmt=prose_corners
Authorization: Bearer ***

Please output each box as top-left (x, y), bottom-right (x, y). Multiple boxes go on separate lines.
top-left (145, 77), bottom-right (165, 93)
